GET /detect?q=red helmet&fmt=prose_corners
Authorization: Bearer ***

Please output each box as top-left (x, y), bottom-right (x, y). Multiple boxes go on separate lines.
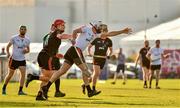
top-left (53, 19), bottom-right (65, 27)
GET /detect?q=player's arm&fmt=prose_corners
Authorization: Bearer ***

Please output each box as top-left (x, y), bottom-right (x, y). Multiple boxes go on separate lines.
top-left (105, 28), bottom-right (132, 37)
top-left (23, 46), bottom-right (30, 54)
top-left (135, 54), bottom-right (140, 67)
top-left (88, 44), bottom-right (93, 56)
top-left (6, 42), bottom-right (12, 58)
top-left (57, 34), bottom-right (72, 39)
top-left (72, 28), bottom-right (83, 40)
top-left (108, 47), bottom-right (113, 57)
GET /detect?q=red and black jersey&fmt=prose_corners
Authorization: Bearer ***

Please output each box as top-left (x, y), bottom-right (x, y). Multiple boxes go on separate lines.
top-left (139, 47), bottom-right (150, 64)
top-left (42, 29), bottom-right (62, 56)
top-left (91, 37), bottom-right (112, 56)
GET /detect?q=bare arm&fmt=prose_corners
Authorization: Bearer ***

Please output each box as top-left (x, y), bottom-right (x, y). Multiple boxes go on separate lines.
top-left (88, 44), bottom-right (93, 56)
top-left (108, 47), bottom-right (113, 56)
top-left (23, 46), bottom-right (30, 54)
top-left (72, 28), bottom-right (83, 40)
top-left (105, 28), bottom-right (132, 37)
top-left (57, 34), bottom-right (72, 39)
top-left (135, 54), bottom-right (140, 66)
top-left (6, 42), bottom-right (12, 58)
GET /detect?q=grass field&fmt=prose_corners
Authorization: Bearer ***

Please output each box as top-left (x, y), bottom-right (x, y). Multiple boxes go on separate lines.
top-left (0, 79), bottom-right (179, 108)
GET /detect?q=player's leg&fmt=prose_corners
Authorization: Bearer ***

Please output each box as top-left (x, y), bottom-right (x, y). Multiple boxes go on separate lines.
top-left (2, 58), bottom-right (16, 95)
top-left (41, 62), bottom-right (72, 99)
top-left (155, 69), bottom-right (161, 89)
top-left (36, 70), bottom-right (54, 100)
top-left (2, 69), bottom-right (15, 95)
top-left (112, 64), bottom-right (120, 84)
top-left (18, 66), bottom-right (27, 95)
top-left (92, 65), bottom-right (101, 92)
top-left (53, 57), bottom-right (65, 97)
top-left (121, 64), bottom-right (126, 85)
top-left (149, 65), bottom-right (155, 89)
top-left (142, 67), bottom-right (148, 88)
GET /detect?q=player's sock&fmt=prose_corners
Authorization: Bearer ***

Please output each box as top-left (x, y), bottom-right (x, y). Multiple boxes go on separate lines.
top-left (86, 85), bottom-right (92, 93)
top-left (92, 86), bottom-right (96, 91)
top-left (19, 86), bottom-right (23, 92)
top-left (2, 84), bottom-right (7, 91)
top-left (46, 81), bottom-right (53, 90)
top-left (55, 78), bottom-right (60, 92)
top-left (156, 82), bottom-right (158, 87)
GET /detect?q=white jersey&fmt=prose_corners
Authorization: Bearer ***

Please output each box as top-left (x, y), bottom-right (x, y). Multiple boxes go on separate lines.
top-left (75, 26), bottom-right (97, 51)
top-left (10, 34), bottom-right (30, 61)
top-left (148, 47), bottom-right (164, 65)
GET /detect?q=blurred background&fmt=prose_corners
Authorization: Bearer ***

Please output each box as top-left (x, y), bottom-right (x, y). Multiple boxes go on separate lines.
top-left (0, 0), bottom-right (180, 81)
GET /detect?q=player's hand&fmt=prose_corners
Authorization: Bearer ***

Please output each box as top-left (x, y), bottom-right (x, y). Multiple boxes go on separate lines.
top-left (123, 28), bottom-right (132, 34)
top-left (69, 39), bottom-right (76, 45)
top-left (55, 53), bottom-right (64, 59)
top-left (23, 47), bottom-right (29, 54)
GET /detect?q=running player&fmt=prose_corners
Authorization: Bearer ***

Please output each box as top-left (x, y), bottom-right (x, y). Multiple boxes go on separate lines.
top-left (26, 24), bottom-right (65, 98)
top-left (34, 19), bottom-right (71, 100)
top-left (2, 26), bottom-right (30, 95)
top-left (147, 40), bottom-right (169, 89)
top-left (111, 48), bottom-right (126, 85)
top-left (135, 40), bottom-right (150, 88)
top-left (41, 21), bottom-right (103, 99)
top-left (41, 21), bottom-right (132, 99)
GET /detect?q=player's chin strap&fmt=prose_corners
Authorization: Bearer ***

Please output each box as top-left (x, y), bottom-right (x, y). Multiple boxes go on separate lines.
top-left (89, 22), bottom-right (99, 33)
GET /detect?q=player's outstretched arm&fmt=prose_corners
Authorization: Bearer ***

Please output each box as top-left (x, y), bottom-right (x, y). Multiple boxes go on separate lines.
top-left (106, 28), bottom-right (132, 37)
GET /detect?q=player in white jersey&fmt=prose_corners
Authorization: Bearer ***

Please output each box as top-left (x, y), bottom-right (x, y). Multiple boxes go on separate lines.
top-left (41, 21), bottom-right (132, 99)
top-left (2, 26), bottom-right (30, 95)
top-left (146, 40), bottom-right (169, 89)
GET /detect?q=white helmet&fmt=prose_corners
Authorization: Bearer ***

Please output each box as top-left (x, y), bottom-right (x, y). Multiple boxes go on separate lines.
top-left (90, 20), bottom-right (102, 28)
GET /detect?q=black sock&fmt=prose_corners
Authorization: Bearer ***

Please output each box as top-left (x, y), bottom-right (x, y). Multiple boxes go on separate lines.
top-left (19, 86), bottom-right (23, 92)
top-left (32, 75), bottom-right (39, 80)
top-left (55, 78), bottom-right (60, 92)
top-left (46, 81), bottom-right (52, 90)
top-left (149, 80), bottom-right (152, 87)
top-left (144, 81), bottom-right (147, 85)
top-left (92, 86), bottom-right (96, 91)
top-left (86, 85), bottom-right (92, 93)
top-left (156, 82), bottom-right (158, 86)
top-left (2, 84), bottom-right (7, 91)
top-left (37, 91), bottom-right (43, 97)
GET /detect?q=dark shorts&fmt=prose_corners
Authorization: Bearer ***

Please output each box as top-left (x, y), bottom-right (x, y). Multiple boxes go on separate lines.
top-left (93, 57), bottom-right (106, 69)
top-left (64, 46), bottom-right (85, 66)
top-left (150, 65), bottom-right (161, 71)
top-left (142, 61), bottom-right (150, 69)
top-left (9, 58), bottom-right (26, 70)
top-left (116, 64), bottom-right (125, 73)
top-left (52, 57), bottom-right (61, 70)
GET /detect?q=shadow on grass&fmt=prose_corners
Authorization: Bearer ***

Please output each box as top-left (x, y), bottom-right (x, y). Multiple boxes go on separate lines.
top-left (109, 95), bottom-right (153, 98)
top-left (0, 99), bottom-right (166, 107)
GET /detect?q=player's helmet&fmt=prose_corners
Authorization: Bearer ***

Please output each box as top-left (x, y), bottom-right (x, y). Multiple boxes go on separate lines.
top-left (90, 21), bottom-right (102, 34)
top-left (53, 19), bottom-right (65, 27)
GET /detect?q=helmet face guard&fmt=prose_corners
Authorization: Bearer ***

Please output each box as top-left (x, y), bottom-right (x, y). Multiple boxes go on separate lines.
top-left (90, 21), bottom-right (102, 34)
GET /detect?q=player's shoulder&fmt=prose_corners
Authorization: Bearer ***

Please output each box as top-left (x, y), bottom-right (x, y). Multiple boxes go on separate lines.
top-left (11, 34), bottom-right (19, 39)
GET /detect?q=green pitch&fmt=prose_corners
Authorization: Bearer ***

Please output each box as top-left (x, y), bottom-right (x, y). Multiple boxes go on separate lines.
top-left (0, 79), bottom-right (179, 108)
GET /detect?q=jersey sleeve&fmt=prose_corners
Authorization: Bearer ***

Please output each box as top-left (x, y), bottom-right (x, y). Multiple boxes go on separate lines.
top-left (81, 26), bottom-right (89, 33)
top-left (9, 36), bottom-right (14, 44)
top-left (147, 48), bottom-right (152, 55)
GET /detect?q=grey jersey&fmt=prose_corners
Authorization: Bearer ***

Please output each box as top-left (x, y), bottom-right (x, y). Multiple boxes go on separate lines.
top-left (10, 34), bottom-right (30, 61)
top-left (117, 53), bottom-right (126, 65)
top-left (75, 26), bottom-right (97, 51)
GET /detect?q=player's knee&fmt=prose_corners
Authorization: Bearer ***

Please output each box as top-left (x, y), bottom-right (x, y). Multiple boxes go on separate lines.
top-left (82, 69), bottom-right (91, 77)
